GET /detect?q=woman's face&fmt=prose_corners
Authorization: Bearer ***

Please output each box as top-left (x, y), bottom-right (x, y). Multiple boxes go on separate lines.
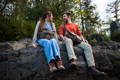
top-left (47, 14), bottom-right (53, 21)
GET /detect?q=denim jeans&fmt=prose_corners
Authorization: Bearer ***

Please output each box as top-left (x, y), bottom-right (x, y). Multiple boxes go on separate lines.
top-left (37, 38), bottom-right (61, 63)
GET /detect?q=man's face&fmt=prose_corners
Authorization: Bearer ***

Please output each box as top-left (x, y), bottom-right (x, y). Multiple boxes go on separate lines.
top-left (63, 14), bottom-right (69, 22)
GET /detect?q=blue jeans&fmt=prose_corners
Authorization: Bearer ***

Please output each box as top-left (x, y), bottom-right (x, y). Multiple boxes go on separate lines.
top-left (37, 39), bottom-right (61, 63)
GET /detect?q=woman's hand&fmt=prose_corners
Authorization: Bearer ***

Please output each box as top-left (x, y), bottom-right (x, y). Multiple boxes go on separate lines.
top-left (32, 43), bottom-right (38, 48)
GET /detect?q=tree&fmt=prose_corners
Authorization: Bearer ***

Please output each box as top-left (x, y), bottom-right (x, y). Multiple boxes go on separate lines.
top-left (25, 0), bottom-right (79, 27)
top-left (0, 0), bottom-right (103, 41)
top-left (0, 0), bottom-right (35, 41)
top-left (78, 0), bottom-right (101, 36)
top-left (106, 0), bottom-right (120, 22)
top-left (0, 0), bottom-right (8, 13)
top-left (0, 0), bottom-right (81, 41)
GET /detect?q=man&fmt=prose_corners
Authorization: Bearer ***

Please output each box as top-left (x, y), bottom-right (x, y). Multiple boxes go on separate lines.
top-left (58, 11), bottom-right (105, 76)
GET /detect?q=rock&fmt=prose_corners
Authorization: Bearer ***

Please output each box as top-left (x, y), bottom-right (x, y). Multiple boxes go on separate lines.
top-left (0, 41), bottom-right (26, 51)
top-left (0, 40), bottom-right (120, 80)
top-left (0, 42), bottom-right (12, 51)
top-left (88, 34), bottom-right (104, 42)
top-left (110, 21), bottom-right (120, 33)
top-left (110, 21), bottom-right (120, 42)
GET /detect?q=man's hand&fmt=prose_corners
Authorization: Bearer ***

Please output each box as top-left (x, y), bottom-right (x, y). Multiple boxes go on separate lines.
top-left (32, 43), bottom-right (38, 48)
top-left (62, 36), bottom-right (69, 40)
top-left (60, 35), bottom-right (69, 40)
top-left (83, 40), bottom-right (88, 43)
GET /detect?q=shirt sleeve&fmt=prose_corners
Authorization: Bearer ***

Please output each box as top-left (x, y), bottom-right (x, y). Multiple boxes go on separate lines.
top-left (32, 21), bottom-right (40, 44)
top-left (76, 24), bottom-right (82, 36)
top-left (58, 24), bottom-right (64, 36)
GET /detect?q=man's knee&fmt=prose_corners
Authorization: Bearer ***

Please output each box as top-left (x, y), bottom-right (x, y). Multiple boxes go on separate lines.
top-left (64, 38), bottom-right (73, 43)
top-left (80, 42), bottom-right (92, 49)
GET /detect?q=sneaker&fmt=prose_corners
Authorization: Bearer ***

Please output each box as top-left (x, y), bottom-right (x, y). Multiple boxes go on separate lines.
top-left (69, 59), bottom-right (77, 66)
top-left (49, 61), bottom-right (57, 72)
top-left (69, 59), bottom-right (78, 70)
top-left (56, 59), bottom-right (65, 70)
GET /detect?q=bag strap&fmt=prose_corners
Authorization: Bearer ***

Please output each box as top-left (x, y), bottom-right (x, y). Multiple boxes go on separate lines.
top-left (50, 21), bottom-right (54, 31)
top-left (63, 24), bottom-right (69, 33)
top-left (63, 24), bottom-right (75, 35)
top-left (64, 23), bottom-right (75, 33)
top-left (63, 24), bottom-right (82, 40)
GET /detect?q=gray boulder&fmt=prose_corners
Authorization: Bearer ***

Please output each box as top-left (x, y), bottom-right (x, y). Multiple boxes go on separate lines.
top-left (0, 40), bottom-right (120, 80)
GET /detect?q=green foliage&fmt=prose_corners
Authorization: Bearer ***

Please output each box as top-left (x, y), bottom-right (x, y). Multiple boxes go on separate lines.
top-left (79, 0), bottom-right (101, 35)
top-left (0, 16), bottom-right (35, 41)
top-left (15, 20), bottom-right (35, 40)
top-left (90, 38), bottom-right (97, 43)
top-left (0, 0), bottom-right (83, 42)
top-left (104, 35), bottom-right (111, 41)
top-left (0, 0), bottom-right (102, 41)
top-left (25, 0), bottom-right (80, 28)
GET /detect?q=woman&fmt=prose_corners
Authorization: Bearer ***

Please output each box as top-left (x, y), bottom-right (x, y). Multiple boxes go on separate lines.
top-left (32, 11), bottom-right (64, 72)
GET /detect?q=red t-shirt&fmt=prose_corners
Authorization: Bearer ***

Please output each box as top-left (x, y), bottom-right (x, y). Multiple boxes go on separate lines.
top-left (58, 23), bottom-right (82, 36)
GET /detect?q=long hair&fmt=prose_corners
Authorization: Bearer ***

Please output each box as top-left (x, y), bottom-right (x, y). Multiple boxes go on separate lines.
top-left (39, 11), bottom-right (53, 30)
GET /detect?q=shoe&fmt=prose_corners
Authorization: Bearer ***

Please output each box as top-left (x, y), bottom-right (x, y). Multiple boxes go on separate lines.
top-left (88, 66), bottom-right (106, 76)
top-left (69, 59), bottom-right (79, 70)
top-left (56, 59), bottom-right (65, 70)
top-left (49, 61), bottom-right (57, 72)
top-left (69, 58), bottom-right (77, 66)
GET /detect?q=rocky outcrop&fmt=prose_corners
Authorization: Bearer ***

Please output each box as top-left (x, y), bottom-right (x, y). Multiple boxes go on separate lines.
top-left (0, 39), bottom-right (120, 80)
top-left (110, 21), bottom-right (120, 42)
